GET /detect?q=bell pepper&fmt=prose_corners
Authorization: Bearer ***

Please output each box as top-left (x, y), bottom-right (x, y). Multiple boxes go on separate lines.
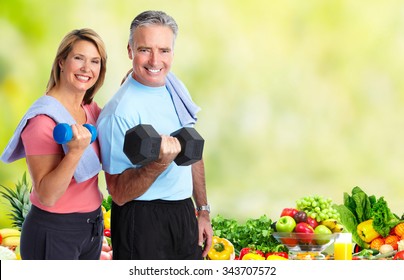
top-left (357, 219), bottom-right (380, 243)
top-left (103, 209), bottom-right (111, 230)
top-left (207, 236), bottom-right (235, 260)
top-left (238, 247), bottom-right (264, 260)
top-left (266, 254), bottom-right (288, 260)
top-left (264, 244), bottom-right (288, 259)
top-left (265, 252), bottom-right (288, 259)
top-left (242, 253), bottom-right (266, 260)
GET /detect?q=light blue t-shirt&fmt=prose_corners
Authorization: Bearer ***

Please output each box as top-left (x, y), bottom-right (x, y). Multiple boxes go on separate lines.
top-left (97, 75), bottom-right (193, 201)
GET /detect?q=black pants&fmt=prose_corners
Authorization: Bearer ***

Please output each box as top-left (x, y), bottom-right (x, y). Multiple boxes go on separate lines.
top-left (20, 205), bottom-right (103, 260)
top-left (111, 198), bottom-right (202, 260)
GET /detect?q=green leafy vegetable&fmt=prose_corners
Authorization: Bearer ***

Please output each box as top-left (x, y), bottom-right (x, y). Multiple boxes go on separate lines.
top-left (371, 197), bottom-right (401, 237)
top-left (353, 248), bottom-right (379, 257)
top-left (336, 186), bottom-right (403, 248)
top-left (102, 195), bottom-right (112, 211)
top-left (343, 186), bottom-right (375, 223)
top-left (336, 186), bottom-right (378, 248)
top-left (211, 214), bottom-right (284, 255)
top-left (334, 204), bottom-right (366, 248)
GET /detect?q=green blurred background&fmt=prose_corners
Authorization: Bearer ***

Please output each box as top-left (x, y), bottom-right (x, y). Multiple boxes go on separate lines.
top-left (1, 0), bottom-right (404, 228)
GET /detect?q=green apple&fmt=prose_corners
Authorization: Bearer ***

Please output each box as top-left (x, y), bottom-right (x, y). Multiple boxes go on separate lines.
top-left (276, 216), bottom-right (296, 232)
top-left (314, 224), bottom-right (332, 245)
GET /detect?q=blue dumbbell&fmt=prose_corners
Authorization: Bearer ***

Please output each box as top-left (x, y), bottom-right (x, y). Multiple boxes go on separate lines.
top-left (53, 123), bottom-right (97, 144)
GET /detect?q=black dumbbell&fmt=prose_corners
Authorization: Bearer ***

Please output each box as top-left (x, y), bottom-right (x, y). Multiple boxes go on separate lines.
top-left (53, 123), bottom-right (97, 144)
top-left (123, 124), bottom-right (204, 166)
top-left (170, 127), bottom-right (205, 166)
top-left (123, 124), bottom-right (162, 166)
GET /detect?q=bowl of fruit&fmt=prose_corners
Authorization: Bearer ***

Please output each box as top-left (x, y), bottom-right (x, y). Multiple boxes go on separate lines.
top-left (272, 232), bottom-right (338, 252)
top-left (272, 205), bottom-right (344, 259)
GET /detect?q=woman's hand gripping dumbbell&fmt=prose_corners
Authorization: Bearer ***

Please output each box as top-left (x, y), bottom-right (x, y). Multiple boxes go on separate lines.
top-left (53, 123), bottom-right (97, 145)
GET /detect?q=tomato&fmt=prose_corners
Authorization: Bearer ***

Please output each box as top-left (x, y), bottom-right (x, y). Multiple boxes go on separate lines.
top-left (393, 250), bottom-right (404, 260)
top-left (104, 228), bottom-right (111, 237)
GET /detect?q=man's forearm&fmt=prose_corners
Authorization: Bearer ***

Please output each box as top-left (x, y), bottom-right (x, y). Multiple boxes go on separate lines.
top-left (192, 159), bottom-right (208, 207)
top-left (106, 162), bottom-right (168, 206)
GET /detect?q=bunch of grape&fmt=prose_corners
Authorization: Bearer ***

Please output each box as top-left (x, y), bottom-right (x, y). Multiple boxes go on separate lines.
top-left (295, 195), bottom-right (340, 223)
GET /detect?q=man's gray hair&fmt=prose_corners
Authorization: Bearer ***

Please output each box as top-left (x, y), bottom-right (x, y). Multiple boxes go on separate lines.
top-left (129, 10), bottom-right (178, 46)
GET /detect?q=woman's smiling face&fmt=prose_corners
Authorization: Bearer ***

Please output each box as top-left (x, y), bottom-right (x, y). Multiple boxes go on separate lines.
top-left (60, 40), bottom-right (101, 93)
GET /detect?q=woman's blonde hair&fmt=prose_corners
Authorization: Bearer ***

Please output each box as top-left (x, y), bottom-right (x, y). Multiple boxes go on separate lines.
top-left (46, 28), bottom-right (107, 104)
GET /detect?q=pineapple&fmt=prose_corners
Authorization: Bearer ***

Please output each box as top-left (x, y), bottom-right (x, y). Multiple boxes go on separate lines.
top-left (0, 172), bottom-right (32, 230)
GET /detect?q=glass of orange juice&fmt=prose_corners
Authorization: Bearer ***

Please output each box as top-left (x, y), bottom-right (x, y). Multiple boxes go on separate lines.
top-left (334, 233), bottom-right (352, 260)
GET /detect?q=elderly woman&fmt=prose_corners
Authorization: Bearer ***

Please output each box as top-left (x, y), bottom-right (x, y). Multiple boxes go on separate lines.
top-left (1, 28), bottom-right (107, 259)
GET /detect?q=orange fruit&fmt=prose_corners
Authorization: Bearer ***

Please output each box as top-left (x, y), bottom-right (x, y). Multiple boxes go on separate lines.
top-left (384, 235), bottom-right (399, 251)
top-left (393, 223), bottom-right (404, 237)
top-left (370, 237), bottom-right (384, 250)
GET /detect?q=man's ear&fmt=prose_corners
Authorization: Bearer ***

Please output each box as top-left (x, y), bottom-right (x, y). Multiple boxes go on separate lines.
top-left (127, 44), bottom-right (133, 59)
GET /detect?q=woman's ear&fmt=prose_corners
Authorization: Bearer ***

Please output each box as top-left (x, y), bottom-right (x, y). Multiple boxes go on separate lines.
top-left (58, 59), bottom-right (64, 72)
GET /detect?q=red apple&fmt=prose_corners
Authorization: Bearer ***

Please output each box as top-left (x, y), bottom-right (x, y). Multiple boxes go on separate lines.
top-left (295, 222), bottom-right (314, 233)
top-left (306, 217), bottom-right (318, 229)
top-left (294, 222), bottom-right (314, 244)
top-left (280, 208), bottom-right (298, 218)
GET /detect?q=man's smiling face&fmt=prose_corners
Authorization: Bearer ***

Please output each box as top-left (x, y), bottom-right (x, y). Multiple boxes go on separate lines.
top-left (128, 25), bottom-right (175, 87)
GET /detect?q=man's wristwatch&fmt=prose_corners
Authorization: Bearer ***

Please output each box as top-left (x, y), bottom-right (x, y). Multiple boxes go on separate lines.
top-left (196, 205), bottom-right (211, 213)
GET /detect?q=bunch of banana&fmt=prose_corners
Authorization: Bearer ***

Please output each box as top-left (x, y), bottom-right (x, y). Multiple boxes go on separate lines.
top-left (0, 228), bottom-right (21, 248)
top-left (320, 219), bottom-right (344, 233)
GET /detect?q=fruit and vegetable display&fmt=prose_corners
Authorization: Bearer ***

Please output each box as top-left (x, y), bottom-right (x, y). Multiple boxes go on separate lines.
top-left (1, 173), bottom-right (404, 260)
top-left (209, 191), bottom-right (404, 260)
top-left (100, 200), bottom-right (112, 260)
top-left (334, 186), bottom-right (404, 259)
